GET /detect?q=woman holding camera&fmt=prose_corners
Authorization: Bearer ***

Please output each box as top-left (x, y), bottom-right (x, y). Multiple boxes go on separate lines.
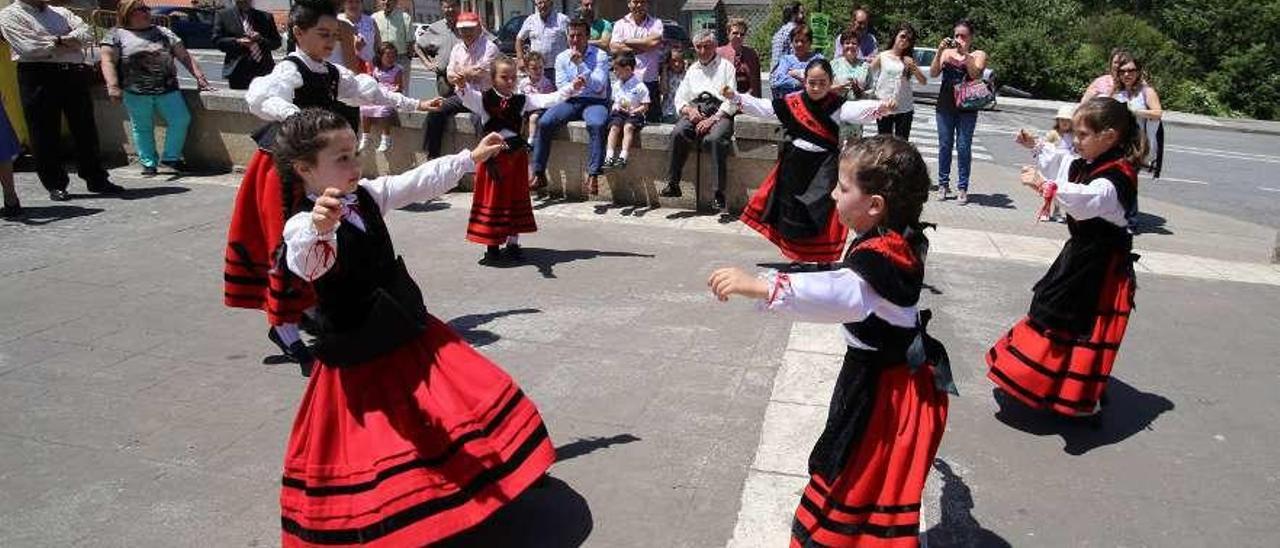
top-left (929, 18), bottom-right (987, 204)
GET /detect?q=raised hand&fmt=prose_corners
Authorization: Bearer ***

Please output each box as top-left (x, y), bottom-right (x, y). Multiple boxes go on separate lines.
top-left (1015, 129), bottom-right (1036, 149)
top-left (1019, 165), bottom-right (1046, 191)
top-left (419, 97), bottom-right (445, 112)
top-left (470, 132), bottom-right (508, 164)
top-left (312, 188), bottom-right (345, 233)
top-left (571, 75), bottom-right (586, 92)
top-left (707, 267), bottom-right (769, 302)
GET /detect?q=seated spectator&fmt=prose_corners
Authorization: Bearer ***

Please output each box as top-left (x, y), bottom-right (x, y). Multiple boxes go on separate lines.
top-left (360, 42), bottom-right (406, 152)
top-left (660, 47), bottom-right (688, 122)
top-left (771, 23), bottom-right (822, 99)
top-left (604, 52), bottom-right (649, 169)
top-left (519, 52), bottom-right (556, 143)
top-left (531, 17), bottom-right (611, 195)
top-left (660, 30), bottom-right (738, 212)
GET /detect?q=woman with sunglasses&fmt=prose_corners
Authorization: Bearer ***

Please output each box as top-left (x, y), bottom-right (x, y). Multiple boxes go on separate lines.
top-left (929, 18), bottom-right (988, 205)
top-left (100, 0), bottom-right (214, 175)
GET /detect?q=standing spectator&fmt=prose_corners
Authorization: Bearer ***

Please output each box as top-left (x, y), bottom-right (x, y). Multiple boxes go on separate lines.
top-left (372, 0), bottom-right (413, 80)
top-left (531, 17), bottom-right (611, 195)
top-left (516, 0), bottom-right (568, 82)
top-left (870, 22), bottom-right (926, 140)
top-left (770, 1), bottom-right (804, 69)
top-left (610, 0), bottom-right (663, 122)
top-left (100, 0), bottom-right (213, 176)
top-left (414, 0), bottom-right (460, 98)
top-left (929, 18), bottom-right (988, 204)
top-left (212, 0), bottom-right (281, 90)
top-left (604, 52), bottom-right (648, 169)
top-left (832, 6), bottom-right (877, 61)
top-left (422, 11), bottom-right (496, 158)
top-left (771, 24), bottom-right (822, 99)
top-left (359, 42), bottom-right (405, 152)
top-left (660, 47), bottom-right (687, 122)
top-left (578, 0), bottom-right (611, 51)
top-left (0, 100), bottom-right (22, 217)
top-left (337, 0), bottom-right (379, 71)
top-left (717, 17), bottom-right (760, 96)
top-left (659, 30), bottom-right (737, 212)
top-left (1080, 48), bottom-right (1129, 103)
top-left (0, 0), bottom-right (121, 201)
top-left (1111, 53), bottom-right (1163, 223)
top-left (830, 29), bottom-right (871, 140)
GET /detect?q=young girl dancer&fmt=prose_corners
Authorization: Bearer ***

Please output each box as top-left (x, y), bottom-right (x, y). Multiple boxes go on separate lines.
top-left (275, 109), bottom-right (556, 545)
top-left (358, 42), bottom-right (405, 152)
top-left (223, 0), bottom-right (430, 374)
top-left (445, 55), bottom-right (582, 266)
top-left (710, 136), bottom-right (953, 547)
top-left (729, 59), bottom-right (890, 265)
top-left (987, 97), bottom-right (1144, 420)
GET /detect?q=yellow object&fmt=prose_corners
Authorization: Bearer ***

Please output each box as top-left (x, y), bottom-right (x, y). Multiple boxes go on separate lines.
top-left (0, 41), bottom-right (29, 146)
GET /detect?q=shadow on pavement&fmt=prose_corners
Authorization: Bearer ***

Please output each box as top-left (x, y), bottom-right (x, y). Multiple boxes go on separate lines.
top-left (4, 204), bottom-right (104, 225)
top-left (963, 193), bottom-right (1015, 209)
top-left (665, 210), bottom-right (737, 224)
top-left (447, 308), bottom-right (542, 347)
top-left (491, 247), bottom-right (655, 279)
top-left (992, 378), bottom-right (1175, 455)
top-left (555, 434), bottom-right (642, 463)
top-left (925, 458), bottom-right (1011, 548)
top-left (437, 475), bottom-right (593, 548)
top-left (400, 200), bottom-right (452, 213)
top-left (117, 185), bottom-right (192, 201)
top-left (1131, 211), bottom-right (1172, 235)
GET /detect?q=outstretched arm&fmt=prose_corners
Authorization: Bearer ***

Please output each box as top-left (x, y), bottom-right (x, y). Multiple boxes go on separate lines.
top-left (362, 133), bottom-right (508, 211)
top-left (708, 267), bottom-right (876, 324)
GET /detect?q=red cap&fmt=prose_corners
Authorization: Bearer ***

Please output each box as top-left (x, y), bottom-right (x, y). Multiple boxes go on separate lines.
top-left (456, 12), bottom-right (481, 29)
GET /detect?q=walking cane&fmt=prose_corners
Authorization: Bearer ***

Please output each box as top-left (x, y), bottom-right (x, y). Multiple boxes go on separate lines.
top-left (694, 131), bottom-right (703, 211)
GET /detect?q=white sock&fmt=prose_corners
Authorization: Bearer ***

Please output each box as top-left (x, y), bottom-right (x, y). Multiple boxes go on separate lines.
top-left (506, 234), bottom-right (520, 245)
top-left (620, 150), bottom-right (629, 160)
top-left (274, 323), bottom-right (301, 346)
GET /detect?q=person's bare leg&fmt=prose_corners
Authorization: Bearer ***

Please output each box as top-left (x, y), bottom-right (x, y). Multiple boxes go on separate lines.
top-left (605, 124), bottom-right (621, 163)
top-left (620, 123), bottom-right (637, 166)
top-left (0, 161), bottom-right (19, 214)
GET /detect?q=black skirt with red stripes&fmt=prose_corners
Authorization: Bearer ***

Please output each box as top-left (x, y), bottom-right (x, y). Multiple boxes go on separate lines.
top-left (466, 149), bottom-right (537, 246)
top-left (987, 251), bottom-right (1136, 416)
top-left (224, 150), bottom-right (315, 325)
top-left (792, 359), bottom-right (949, 547)
top-left (280, 314), bottom-right (556, 546)
top-left (741, 145), bottom-right (848, 263)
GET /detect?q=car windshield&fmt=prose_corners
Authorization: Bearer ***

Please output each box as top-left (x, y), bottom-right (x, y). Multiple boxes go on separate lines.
top-left (914, 49), bottom-right (936, 66)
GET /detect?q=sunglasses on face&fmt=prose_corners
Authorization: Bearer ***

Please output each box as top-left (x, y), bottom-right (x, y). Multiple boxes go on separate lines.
top-left (954, 33), bottom-right (969, 39)
top-left (1118, 67), bottom-right (1138, 74)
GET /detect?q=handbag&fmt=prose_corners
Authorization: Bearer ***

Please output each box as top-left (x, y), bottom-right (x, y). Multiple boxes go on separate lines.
top-left (953, 78), bottom-right (994, 110)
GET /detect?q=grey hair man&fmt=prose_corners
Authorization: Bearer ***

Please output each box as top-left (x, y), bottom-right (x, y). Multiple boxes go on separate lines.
top-left (660, 30), bottom-right (738, 212)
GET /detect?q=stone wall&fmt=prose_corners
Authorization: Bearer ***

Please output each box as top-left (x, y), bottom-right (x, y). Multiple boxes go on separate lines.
top-left (92, 89), bottom-right (790, 211)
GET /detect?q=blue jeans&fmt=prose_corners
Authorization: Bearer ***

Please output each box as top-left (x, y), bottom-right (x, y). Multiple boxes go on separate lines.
top-left (123, 90), bottom-right (190, 167)
top-left (935, 109), bottom-right (977, 191)
top-left (533, 97), bottom-right (609, 176)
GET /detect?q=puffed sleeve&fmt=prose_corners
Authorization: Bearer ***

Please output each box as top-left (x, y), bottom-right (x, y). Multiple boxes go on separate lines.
top-left (284, 211), bottom-right (338, 281)
top-left (835, 99), bottom-right (883, 125)
top-left (1055, 177), bottom-right (1128, 226)
top-left (734, 92), bottom-right (774, 118)
top-left (756, 268), bottom-right (877, 324)
top-left (524, 87), bottom-right (572, 112)
top-left (335, 64), bottom-right (419, 111)
top-left (359, 150), bottom-right (477, 212)
top-left (245, 61), bottom-right (304, 122)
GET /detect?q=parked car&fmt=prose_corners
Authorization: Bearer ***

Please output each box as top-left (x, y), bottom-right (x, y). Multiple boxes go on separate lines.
top-left (909, 47), bottom-right (997, 110)
top-left (152, 6), bottom-right (216, 50)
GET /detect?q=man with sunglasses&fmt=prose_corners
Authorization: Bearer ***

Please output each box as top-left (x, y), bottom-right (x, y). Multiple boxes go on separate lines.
top-left (0, 0), bottom-right (121, 201)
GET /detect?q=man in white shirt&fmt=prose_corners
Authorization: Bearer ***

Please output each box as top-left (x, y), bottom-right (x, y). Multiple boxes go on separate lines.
top-left (661, 30), bottom-right (737, 212)
top-left (516, 0), bottom-right (568, 82)
top-left (423, 11), bottom-right (496, 158)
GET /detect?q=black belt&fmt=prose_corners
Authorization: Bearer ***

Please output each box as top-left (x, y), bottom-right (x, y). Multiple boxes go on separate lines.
top-left (17, 62), bottom-right (88, 71)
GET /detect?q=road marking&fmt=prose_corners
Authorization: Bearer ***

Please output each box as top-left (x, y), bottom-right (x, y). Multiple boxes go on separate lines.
top-left (1165, 145), bottom-right (1280, 164)
top-left (1259, 187), bottom-right (1280, 193)
top-left (1145, 176), bottom-right (1209, 185)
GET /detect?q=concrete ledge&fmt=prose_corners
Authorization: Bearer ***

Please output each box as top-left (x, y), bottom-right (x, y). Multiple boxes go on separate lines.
top-left (91, 88), bottom-right (787, 211)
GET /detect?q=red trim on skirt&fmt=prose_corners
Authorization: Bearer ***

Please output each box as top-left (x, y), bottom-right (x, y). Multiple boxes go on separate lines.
top-left (466, 149), bottom-right (537, 246)
top-left (740, 165), bottom-right (849, 263)
top-left (986, 256), bottom-right (1136, 416)
top-left (224, 150), bottom-right (315, 325)
top-left (279, 314), bottom-right (555, 546)
top-left (792, 364), bottom-right (949, 547)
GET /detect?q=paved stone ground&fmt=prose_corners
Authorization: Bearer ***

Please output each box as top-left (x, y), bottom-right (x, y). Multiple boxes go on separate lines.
top-left (2, 171), bottom-right (1279, 547)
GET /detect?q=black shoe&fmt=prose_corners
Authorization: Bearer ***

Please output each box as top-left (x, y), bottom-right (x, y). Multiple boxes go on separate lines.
top-left (141, 165), bottom-right (158, 176)
top-left (659, 183), bottom-right (682, 198)
top-left (87, 181), bottom-right (125, 194)
top-left (267, 328), bottom-right (291, 356)
top-left (1, 202), bottom-right (21, 218)
top-left (616, 157), bottom-right (628, 169)
top-left (478, 245), bottom-right (502, 266)
top-left (160, 160), bottom-right (189, 173)
top-left (713, 191), bottom-right (726, 212)
top-left (504, 242), bottom-right (524, 261)
top-left (290, 341), bottom-right (314, 378)
top-left (48, 189), bottom-right (70, 202)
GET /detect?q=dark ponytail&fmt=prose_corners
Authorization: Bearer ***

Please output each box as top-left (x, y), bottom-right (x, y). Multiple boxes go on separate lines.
top-left (1076, 97), bottom-right (1149, 168)
top-left (840, 135), bottom-right (932, 233)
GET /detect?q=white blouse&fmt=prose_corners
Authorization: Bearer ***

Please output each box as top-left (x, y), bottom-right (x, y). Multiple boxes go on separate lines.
top-left (456, 83), bottom-right (573, 139)
top-left (734, 93), bottom-right (883, 152)
top-left (246, 52), bottom-right (420, 122)
top-left (283, 150), bottom-right (477, 281)
top-left (1051, 177), bottom-right (1128, 227)
top-left (757, 268), bottom-right (917, 350)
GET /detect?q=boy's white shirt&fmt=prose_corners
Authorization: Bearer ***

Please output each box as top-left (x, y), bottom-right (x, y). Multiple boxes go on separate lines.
top-left (611, 74), bottom-right (650, 111)
top-left (246, 51), bottom-right (420, 122)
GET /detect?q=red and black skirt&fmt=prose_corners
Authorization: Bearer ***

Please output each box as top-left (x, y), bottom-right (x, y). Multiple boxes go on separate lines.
top-left (740, 146), bottom-right (848, 263)
top-left (792, 362), bottom-right (949, 547)
top-left (224, 149), bottom-right (315, 325)
top-left (280, 314), bottom-right (556, 546)
top-left (466, 149), bottom-right (537, 246)
top-left (987, 254), bottom-right (1136, 416)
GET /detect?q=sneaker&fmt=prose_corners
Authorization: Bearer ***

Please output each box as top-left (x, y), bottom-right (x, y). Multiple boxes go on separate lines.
top-left (358, 133), bottom-right (370, 151)
top-left (603, 156), bottom-right (618, 169)
top-left (1037, 214), bottom-right (1050, 222)
top-left (659, 182), bottom-right (682, 198)
top-left (957, 191), bottom-right (968, 205)
top-left (160, 160), bottom-right (189, 173)
top-left (616, 157), bottom-right (628, 170)
top-left (938, 187), bottom-right (951, 201)
top-left (377, 135), bottom-right (392, 152)
top-left (141, 165), bottom-right (158, 176)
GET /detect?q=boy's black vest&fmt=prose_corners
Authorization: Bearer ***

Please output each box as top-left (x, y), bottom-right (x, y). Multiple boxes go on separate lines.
top-left (252, 57), bottom-right (360, 149)
top-left (301, 185), bottom-right (428, 366)
top-left (1029, 148), bottom-right (1138, 334)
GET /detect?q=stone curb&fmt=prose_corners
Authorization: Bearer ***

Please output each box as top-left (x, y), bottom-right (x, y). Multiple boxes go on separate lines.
top-left (992, 97), bottom-right (1280, 137)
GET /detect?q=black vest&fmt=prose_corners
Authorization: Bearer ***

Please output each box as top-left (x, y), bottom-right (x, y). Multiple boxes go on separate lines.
top-left (773, 91), bottom-right (844, 152)
top-left (481, 89), bottom-right (529, 148)
top-left (302, 186), bottom-right (429, 366)
top-left (253, 57), bottom-right (358, 148)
